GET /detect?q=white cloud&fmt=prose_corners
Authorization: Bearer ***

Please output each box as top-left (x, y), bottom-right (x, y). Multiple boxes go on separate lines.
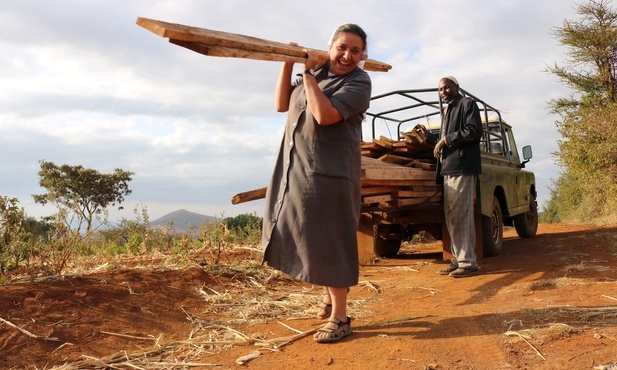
top-left (0, 0), bottom-right (582, 220)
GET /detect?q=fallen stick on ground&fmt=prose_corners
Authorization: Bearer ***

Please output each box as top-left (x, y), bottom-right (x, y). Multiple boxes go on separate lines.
top-left (263, 327), bottom-right (318, 348)
top-left (277, 320), bottom-right (304, 334)
top-left (0, 315), bottom-right (59, 341)
top-left (504, 330), bottom-right (546, 360)
top-left (100, 330), bottom-right (158, 341)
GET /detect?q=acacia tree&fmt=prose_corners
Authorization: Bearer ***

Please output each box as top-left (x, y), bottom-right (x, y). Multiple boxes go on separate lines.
top-left (33, 160), bottom-right (134, 234)
top-left (548, 0), bottom-right (617, 110)
top-left (545, 0), bottom-right (617, 220)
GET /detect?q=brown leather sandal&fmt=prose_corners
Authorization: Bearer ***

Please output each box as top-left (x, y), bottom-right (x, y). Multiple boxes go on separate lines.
top-left (316, 293), bottom-right (332, 319)
top-left (316, 288), bottom-right (350, 319)
top-left (314, 316), bottom-right (352, 343)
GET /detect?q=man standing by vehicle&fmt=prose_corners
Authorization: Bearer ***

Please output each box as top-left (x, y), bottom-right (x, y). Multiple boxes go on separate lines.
top-left (415, 76), bottom-right (483, 277)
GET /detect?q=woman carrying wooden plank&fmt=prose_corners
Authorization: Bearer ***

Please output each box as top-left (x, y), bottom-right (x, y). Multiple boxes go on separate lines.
top-left (261, 24), bottom-right (372, 343)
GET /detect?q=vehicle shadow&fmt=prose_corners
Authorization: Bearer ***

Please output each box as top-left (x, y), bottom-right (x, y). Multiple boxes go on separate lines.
top-left (390, 224), bottom-right (617, 307)
top-left (352, 304), bottom-right (617, 339)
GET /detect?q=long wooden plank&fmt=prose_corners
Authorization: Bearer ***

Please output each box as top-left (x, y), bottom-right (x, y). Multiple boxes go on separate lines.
top-left (361, 155), bottom-right (403, 167)
top-left (411, 185), bottom-right (443, 191)
top-left (407, 161), bottom-right (437, 171)
top-left (231, 154), bottom-right (436, 204)
top-left (361, 186), bottom-right (397, 196)
top-left (171, 40), bottom-right (304, 63)
top-left (363, 194), bottom-right (393, 204)
top-left (361, 141), bottom-right (382, 150)
top-left (378, 153), bottom-right (413, 165)
top-left (361, 179), bottom-right (435, 186)
top-left (138, 17), bottom-right (294, 54)
top-left (137, 17), bottom-right (392, 72)
top-left (398, 190), bottom-right (442, 198)
top-left (361, 149), bottom-right (381, 157)
top-left (396, 198), bottom-right (427, 207)
top-left (231, 187), bottom-right (267, 205)
top-left (362, 167), bottom-right (435, 181)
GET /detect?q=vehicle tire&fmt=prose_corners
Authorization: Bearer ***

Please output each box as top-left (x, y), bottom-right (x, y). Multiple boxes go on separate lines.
top-left (514, 194), bottom-right (538, 238)
top-left (373, 224), bottom-right (402, 257)
top-left (482, 195), bottom-right (503, 257)
top-left (374, 237), bottom-right (402, 257)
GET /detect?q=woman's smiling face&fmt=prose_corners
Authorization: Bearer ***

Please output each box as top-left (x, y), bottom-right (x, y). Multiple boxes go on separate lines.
top-left (328, 32), bottom-right (364, 76)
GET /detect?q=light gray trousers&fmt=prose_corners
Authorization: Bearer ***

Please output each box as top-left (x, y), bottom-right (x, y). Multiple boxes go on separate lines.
top-left (443, 174), bottom-right (478, 268)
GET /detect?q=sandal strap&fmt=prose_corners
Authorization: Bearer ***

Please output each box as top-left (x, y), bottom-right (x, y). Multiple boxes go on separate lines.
top-left (318, 317), bottom-right (351, 335)
top-left (316, 295), bottom-right (332, 319)
top-left (317, 301), bottom-right (332, 309)
top-left (315, 316), bottom-right (353, 343)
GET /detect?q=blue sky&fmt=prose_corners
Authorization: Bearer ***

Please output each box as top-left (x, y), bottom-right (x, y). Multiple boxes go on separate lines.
top-left (0, 0), bottom-right (579, 221)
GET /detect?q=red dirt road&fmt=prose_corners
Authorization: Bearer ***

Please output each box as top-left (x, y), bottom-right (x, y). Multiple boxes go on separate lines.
top-left (1, 221), bottom-right (616, 369)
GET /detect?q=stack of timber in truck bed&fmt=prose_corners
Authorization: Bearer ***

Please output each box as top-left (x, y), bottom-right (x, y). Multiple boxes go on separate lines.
top-left (229, 131), bottom-right (442, 208)
top-left (360, 131), bottom-right (442, 212)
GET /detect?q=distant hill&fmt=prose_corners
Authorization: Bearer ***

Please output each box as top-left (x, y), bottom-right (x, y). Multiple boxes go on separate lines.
top-left (149, 209), bottom-right (219, 232)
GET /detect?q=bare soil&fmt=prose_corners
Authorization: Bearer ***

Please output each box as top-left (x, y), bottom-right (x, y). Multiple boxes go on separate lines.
top-left (1, 221), bottom-right (617, 370)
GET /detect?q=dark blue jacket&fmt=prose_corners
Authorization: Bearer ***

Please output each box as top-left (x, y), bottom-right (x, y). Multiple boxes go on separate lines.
top-left (428, 94), bottom-right (482, 176)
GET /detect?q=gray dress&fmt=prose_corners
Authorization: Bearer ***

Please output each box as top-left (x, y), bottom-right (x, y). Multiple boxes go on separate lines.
top-left (262, 62), bottom-right (372, 287)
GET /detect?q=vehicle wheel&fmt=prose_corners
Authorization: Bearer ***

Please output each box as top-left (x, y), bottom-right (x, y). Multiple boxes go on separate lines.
top-left (514, 194), bottom-right (538, 238)
top-left (374, 237), bottom-right (402, 257)
top-left (482, 195), bottom-right (503, 257)
top-left (373, 224), bottom-right (402, 257)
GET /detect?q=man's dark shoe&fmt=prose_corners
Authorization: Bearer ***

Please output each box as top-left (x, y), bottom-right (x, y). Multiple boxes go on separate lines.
top-left (438, 264), bottom-right (458, 275)
top-left (449, 266), bottom-right (480, 278)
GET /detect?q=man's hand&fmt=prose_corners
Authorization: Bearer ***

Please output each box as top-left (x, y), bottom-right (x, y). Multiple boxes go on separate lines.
top-left (433, 137), bottom-right (447, 158)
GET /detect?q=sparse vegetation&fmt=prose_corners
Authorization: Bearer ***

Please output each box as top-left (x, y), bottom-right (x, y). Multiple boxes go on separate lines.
top-left (545, 0), bottom-right (617, 222)
top-left (0, 158), bottom-right (265, 283)
top-left (0, 196), bottom-right (264, 284)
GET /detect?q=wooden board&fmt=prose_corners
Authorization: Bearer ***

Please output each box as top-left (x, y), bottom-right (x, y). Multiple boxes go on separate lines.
top-left (361, 156), bottom-right (402, 167)
top-left (362, 194), bottom-right (393, 204)
top-left (398, 190), bottom-right (442, 199)
top-left (361, 186), bottom-right (397, 196)
top-left (410, 185), bottom-right (443, 192)
top-left (361, 179), bottom-right (436, 186)
top-left (137, 18), bottom-right (392, 72)
top-left (396, 198), bottom-right (427, 207)
top-left (407, 161), bottom-right (437, 171)
top-left (378, 153), bottom-right (413, 165)
top-left (361, 166), bottom-right (435, 181)
top-left (361, 141), bottom-right (382, 150)
top-left (231, 187), bottom-right (267, 205)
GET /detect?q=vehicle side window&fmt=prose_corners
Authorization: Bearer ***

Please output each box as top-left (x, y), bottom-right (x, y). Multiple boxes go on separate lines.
top-left (482, 122), bottom-right (505, 156)
top-left (505, 127), bottom-right (520, 162)
top-left (490, 125), bottom-right (503, 155)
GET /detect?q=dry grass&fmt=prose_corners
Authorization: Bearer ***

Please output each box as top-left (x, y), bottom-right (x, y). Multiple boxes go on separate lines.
top-left (512, 306), bottom-right (617, 330)
top-left (564, 260), bottom-right (613, 273)
top-left (529, 277), bottom-right (588, 289)
top-left (503, 306), bottom-right (617, 363)
top-left (46, 243), bottom-right (382, 369)
top-left (504, 323), bottom-right (578, 361)
top-left (564, 260), bottom-right (589, 272)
